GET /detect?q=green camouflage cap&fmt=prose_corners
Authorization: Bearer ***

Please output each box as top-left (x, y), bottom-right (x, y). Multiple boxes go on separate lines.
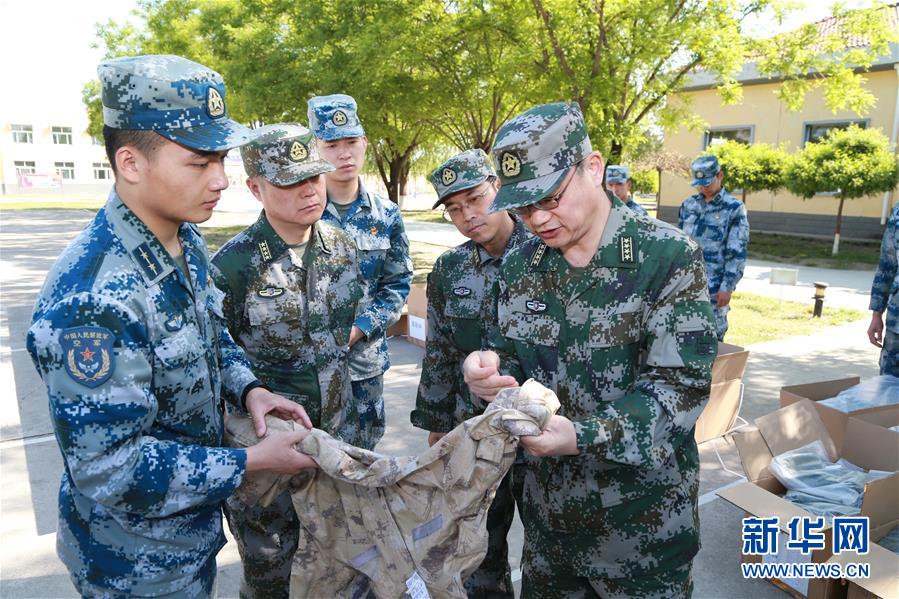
top-left (241, 123), bottom-right (335, 186)
top-left (489, 102), bottom-right (592, 213)
top-left (428, 149), bottom-right (496, 208)
top-left (98, 54), bottom-right (251, 151)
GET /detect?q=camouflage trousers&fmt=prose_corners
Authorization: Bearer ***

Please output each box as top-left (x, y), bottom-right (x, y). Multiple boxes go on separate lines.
top-left (352, 375), bottom-right (384, 451)
top-left (713, 302), bottom-right (730, 341)
top-left (223, 490), bottom-right (296, 599)
top-left (880, 329), bottom-right (899, 377)
top-left (464, 462), bottom-right (524, 599)
top-left (72, 556), bottom-right (218, 598)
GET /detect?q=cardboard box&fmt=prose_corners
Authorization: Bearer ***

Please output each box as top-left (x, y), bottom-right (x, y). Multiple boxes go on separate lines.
top-left (718, 399), bottom-right (899, 599)
top-left (695, 342), bottom-right (750, 443)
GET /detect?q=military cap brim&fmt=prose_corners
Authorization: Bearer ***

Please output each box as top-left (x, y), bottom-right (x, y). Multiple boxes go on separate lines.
top-left (157, 118), bottom-right (253, 152)
top-left (488, 166), bottom-right (570, 214)
top-left (263, 159), bottom-right (336, 187)
top-left (430, 178), bottom-right (489, 210)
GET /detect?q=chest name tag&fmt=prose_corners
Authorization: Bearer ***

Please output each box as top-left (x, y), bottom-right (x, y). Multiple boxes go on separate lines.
top-left (526, 299), bottom-right (547, 313)
top-left (619, 235), bottom-right (635, 264)
top-left (452, 287), bottom-right (472, 297)
top-left (257, 286), bottom-right (284, 298)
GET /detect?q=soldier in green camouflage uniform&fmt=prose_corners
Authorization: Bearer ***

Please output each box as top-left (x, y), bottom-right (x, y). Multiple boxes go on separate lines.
top-left (212, 123), bottom-right (363, 599)
top-left (463, 103), bottom-right (717, 598)
top-left (410, 149), bottom-right (532, 598)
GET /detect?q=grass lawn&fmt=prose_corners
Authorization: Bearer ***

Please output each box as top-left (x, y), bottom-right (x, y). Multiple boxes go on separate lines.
top-left (204, 226), bottom-right (246, 253)
top-left (726, 291), bottom-right (865, 347)
top-left (749, 232), bottom-right (878, 270)
top-left (402, 210), bottom-right (447, 224)
top-left (0, 200), bottom-right (105, 211)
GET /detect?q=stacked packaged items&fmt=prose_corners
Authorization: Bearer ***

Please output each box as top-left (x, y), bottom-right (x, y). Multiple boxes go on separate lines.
top-left (818, 374), bottom-right (899, 413)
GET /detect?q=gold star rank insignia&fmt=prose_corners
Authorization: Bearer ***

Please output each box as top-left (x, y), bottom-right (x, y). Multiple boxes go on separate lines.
top-left (441, 168), bottom-right (456, 186)
top-left (332, 110), bottom-right (348, 126)
top-left (500, 151), bottom-right (521, 178)
top-left (289, 141), bottom-right (308, 162)
top-left (206, 87), bottom-right (225, 118)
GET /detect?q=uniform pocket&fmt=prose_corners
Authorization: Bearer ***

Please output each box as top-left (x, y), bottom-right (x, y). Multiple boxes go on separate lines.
top-left (152, 325), bottom-right (211, 416)
top-left (444, 297), bottom-right (481, 353)
top-left (354, 234), bottom-right (390, 279)
top-left (588, 311), bottom-right (642, 401)
top-left (247, 293), bottom-right (303, 326)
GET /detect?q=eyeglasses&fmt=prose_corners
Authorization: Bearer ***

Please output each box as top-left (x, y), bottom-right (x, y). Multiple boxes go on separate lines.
top-left (442, 184), bottom-right (494, 222)
top-left (511, 165), bottom-right (577, 218)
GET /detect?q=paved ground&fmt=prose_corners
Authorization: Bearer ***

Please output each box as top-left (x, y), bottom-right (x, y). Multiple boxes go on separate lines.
top-left (0, 209), bottom-right (882, 598)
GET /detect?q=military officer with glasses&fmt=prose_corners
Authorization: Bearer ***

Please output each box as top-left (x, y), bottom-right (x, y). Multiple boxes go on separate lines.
top-left (411, 148), bottom-right (531, 598)
top-left (462, 102), bottom-right (717, 598)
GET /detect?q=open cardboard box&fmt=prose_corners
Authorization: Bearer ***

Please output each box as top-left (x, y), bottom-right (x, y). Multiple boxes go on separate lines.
top-left (718, 399), bottom-right (899, 599)
top-left (695, 342), bottom-right (750, 443)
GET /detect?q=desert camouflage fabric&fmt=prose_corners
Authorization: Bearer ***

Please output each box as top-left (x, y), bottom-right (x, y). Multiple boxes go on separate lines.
top-left (241, 123), bottom-right (335, 187)
top-left (428, 149), bottom-right (496, 207)
top-left (226, 380), bottom-right (561, 599)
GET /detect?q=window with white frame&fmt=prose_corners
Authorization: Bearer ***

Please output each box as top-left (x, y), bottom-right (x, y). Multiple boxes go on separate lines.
top-left (52, 126), bottom-right (73, 145)
top-left (14, 160), bottom-right (36, 175)
top-left (55, 161), bottom-right (75, 180)
top-left (93, 162), bottom-right (112, 180)
top-left (703, 126), bottom-right (753, 148)
top-left (804, 119), bottom-right (868, 145)
top-left (11, 124), bottom-right (33, 144)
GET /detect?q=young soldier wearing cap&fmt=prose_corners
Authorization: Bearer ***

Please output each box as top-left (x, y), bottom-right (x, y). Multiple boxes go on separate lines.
top-left (211, 123), bottom-right (363, 598)
top-left (462, 102), bottom-right (717, 598)
top-left (26, 55), bottom-right (315, 598)
top-left (677, 155), bottom-right (749, 341)
top-left (307, 94), bottom-right (413, 451)
top-left (410, 148), bottom-right (532, 598)
top-left (605, 165), bottom-right (649, 217)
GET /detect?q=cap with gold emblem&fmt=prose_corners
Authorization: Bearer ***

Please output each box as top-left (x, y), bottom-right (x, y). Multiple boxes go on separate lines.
top-left (427, 149), bottom-right (496, 208)
top-left (241, 123), bottom-right (335, 186)
top-left (489, 102), bottom-right (592, 213)
top-left (97, 54), bottom-right (251, 151)
top-left (306, 94), bottom-right (365, 141)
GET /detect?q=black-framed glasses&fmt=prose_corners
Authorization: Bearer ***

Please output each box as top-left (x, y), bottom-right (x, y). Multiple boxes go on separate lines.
top-left (442, 184), bottom-right (494, 222)
top-left (511, 165), bottom-right (577, 218)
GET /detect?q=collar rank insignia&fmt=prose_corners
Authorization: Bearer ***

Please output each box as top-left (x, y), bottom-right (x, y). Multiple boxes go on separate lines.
top-left (619, 235), bottom-right (635, 264)
top-left (332, 110), bottom-right (348, 126)
top-left (165, 314), bottom-right (184, 332)
top-left (500, 151), bottom-right (521, 178)
top-left (257, 286), bottom-right (284, 298)
top-left (452, 286), bottom-right (472, 297)
top-left (289, 140), bottom-right (308, 162)
top-left (132, 243), bottom-right (164, 279)
top-left (526, 299), bottom-right (547, 313)
top-left (258, 240), bottom-right (272, 261)
top-left (61, 326), bottom-right (115, 388)
top-left (441, 168), bottom-right (456, 186)
top-left (206, 86), bottom-right (225, 118)
top-left (530, 242), bottom-right (547, 268)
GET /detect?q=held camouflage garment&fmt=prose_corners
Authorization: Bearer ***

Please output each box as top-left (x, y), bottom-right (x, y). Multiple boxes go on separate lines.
top-left (488, 102), bottom-right (718, 598)
top-left (678, 155), bottom-right (750, 340)
top-left (212, 123), bottom-right (363, 598)
top-left (870, 203), bottom-right (899, 376)
top-left (26, 54), bottom-right (258, 597)
top-left (309, 94), bottom-right (414, 450)
top-left (225, 380), bottom-right (561, 599)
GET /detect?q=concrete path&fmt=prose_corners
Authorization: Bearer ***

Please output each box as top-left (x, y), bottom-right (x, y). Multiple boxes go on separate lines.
top-left (0, 209), bottom-right (883, 598)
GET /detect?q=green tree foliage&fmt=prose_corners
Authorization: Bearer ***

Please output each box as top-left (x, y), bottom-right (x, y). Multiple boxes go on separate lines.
top-left (81, 80), bottom-right (103, 140)
top-left (785, 125), bottom-right (899, 254)
top-left (630, 169), bottom-right (659, 194)
top-left (707, 140), bottom-right (788, 201)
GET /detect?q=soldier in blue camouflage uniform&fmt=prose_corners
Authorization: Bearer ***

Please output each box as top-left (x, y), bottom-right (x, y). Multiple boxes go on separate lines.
top-left (605, 165), bottom-right (649, 217)
top-left (868, 203), bottom-right (899, 375)
top-left (211, 123), bottom-right (363, 598)
top-left (410, 149), bottom-right (532, 598)
top-left (463, 102), bottom-right (717, 598)
top-left (308, 94), bottom-right (413, 450)
top-left (26, 55), bottom-right (316, 598)
top-left (677, 154), bottom-right (749, 341)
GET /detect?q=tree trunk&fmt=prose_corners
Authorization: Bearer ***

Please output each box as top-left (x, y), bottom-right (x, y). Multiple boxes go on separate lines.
top-left (832, 195), bottom-right (845, 256)
top-left (741, 189), bottom-right (747, 203)
top-left (607, 140), bottom-right (624, 172)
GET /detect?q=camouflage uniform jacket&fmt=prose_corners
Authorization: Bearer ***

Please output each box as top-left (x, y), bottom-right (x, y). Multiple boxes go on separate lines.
top-left (212, 212), bottom-right (362, 434)
top-left (491, 197), bottom-right (717, 577)
top-left (322, 180), bottom-right (413, 380)
top-left (411, 217), bottom-right (532, 432)
top-left (26, 190), bottom-right (257, 596)
top-left (871, 204), bottom-right (899, 333)
top-left (677, 188), bottom-right (749, 295)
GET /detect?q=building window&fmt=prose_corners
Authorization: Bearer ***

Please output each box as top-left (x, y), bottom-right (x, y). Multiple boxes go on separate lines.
top-left (11, 124), bottom-right (33, 144)
top-left (55, 161), bottom-right (75, 180)
top-left (703, 126), bottom-right (753, 148)
top-left (52, 126), bottom-right (73, 145)
top-left (804, 119), bottom-right (869, 145)
top-left (14, 160), bottom-right (36, 175)
top-left (93, 162), bottom-right (112, 180)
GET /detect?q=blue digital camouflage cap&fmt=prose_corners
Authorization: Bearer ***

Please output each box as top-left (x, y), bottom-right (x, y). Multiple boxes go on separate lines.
top-left (98, 54), bottom-right (251, 152)
top-left (489, 102), bottom-right (593, 213)
top-left (307, 94), bottom-right (365, 141)
top-left (691, 155), bottom-right (721, 187)
top-left (606, 165), bottom-right (630, 184)
top-left (241, 123), bottom-right (335, 186)
top-left (428, 149), bottom-right (496, 208)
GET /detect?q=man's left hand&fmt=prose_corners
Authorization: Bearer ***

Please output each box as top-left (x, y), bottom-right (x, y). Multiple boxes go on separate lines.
top-left (716, 290), bottom-right (732, 308)
top-left (519, 415), bottom-right (579, 457)
top-left (246, 388), bottom-right (313, 437)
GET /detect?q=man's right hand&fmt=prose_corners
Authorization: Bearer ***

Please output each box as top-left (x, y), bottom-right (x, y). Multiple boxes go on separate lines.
top-left (463, 350), bottom-right (518, 401)
top-left (868, 312), bottom-right (885, 348)
top-left (427, 431), bottom-right (447, 446)
top-left (246, 428), bottom-right (317, 474)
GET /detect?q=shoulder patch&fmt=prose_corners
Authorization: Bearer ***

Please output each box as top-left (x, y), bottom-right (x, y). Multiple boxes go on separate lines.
top-left (61, 326), bottom-right (115, 388)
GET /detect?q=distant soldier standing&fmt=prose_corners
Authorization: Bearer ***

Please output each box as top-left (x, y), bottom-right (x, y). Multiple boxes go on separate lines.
top-left (307, 94), bottom-right (413, 450)
top-left (411, 149), bottom-right (532, 598)
top-left (605, 165), bottom-right (649, 216)
top-left (677, 155), bottom-right (749, 340)
top-left (212, 123), bottom-right (363, 598)
top-left (868, 203), bottom-right (899, 375)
